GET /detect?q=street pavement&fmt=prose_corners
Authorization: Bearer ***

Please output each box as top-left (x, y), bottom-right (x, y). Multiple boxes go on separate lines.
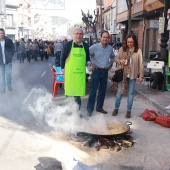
top-left (0, 57), bottom-right (170, 170)
top-left (135, 80), bottom-right (170, 116)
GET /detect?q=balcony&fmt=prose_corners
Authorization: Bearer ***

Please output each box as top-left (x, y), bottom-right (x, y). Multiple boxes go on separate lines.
top-left (5, 0), bottom-right (19, 9)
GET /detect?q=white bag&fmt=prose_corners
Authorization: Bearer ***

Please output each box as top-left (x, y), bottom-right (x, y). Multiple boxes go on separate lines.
top-left (62, 158), bottom-right (100, 170)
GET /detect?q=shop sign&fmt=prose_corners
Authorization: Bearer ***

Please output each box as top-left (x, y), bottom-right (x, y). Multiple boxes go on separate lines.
top-left (116, 23), bottom-right (126, 30)
top-left (150, 20), bottom-right (159, 29)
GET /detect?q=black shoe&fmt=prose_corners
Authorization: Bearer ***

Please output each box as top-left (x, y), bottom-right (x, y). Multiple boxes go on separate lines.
top-left (112, 109), bottom-right (118, 116)
top-left (8, 87), bottom-right (12, 91)
top-left (96, 108), bottom-right (107, 114)
top-left (80, 115), bottom-right (88, 119)
top-left (87, 112), bottom-right (93, 117)
top-left (125, 111), bottom-right (131, 118)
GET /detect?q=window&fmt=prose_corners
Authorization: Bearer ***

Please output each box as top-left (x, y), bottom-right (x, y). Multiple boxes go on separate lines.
top-left (6, 14), bottom-right (13, 27)
top-left (117, 0), bottom-right (128, 14)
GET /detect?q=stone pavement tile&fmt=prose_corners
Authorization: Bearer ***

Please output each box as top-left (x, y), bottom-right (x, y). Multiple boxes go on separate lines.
top-left (135, 81), bottom-right (170, 116)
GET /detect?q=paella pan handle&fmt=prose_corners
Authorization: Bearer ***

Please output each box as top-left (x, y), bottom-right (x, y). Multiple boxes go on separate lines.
top-left (125, 121), bottom-right (132, 126)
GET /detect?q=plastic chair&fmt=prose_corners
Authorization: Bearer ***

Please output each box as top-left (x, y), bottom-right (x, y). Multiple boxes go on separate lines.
top-left (51, 67), bottom-right (64, 97)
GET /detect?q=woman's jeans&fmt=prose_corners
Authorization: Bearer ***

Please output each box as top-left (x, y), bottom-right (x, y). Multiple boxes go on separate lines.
top-left (115, 78), bottom-right (136, 111)
top-left (0, 63), bottom-right (12, 92)
top-left (86, 69), bottom-right (108, 113)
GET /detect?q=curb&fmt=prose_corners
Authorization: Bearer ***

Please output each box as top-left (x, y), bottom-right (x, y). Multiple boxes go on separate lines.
top-left (135, 90), bottom-right (170, 116)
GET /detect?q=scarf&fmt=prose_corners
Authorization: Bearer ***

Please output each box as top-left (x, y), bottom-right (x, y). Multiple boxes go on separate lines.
top-left (117, 47), bottom-right (135, 94)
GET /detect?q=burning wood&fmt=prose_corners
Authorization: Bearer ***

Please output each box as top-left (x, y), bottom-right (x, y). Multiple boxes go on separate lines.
top-left (78, 133), bottom-right (134, 151)
top-left (110, 143), bottom-right (121, 152)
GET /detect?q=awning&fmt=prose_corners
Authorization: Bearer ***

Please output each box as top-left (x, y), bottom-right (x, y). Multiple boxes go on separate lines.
top-left (144, 0), bottom-right (164, 12)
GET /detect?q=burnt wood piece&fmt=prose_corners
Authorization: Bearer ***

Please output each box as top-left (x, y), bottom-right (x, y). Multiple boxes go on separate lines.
top-left (121, 140), bottom-right (133, 148)
top-left (83, 137), bottom-right (96, 147)
top-left (93, 141), bottom-right (101, 151)
top-left (110, 143), bottom-right (121, 152)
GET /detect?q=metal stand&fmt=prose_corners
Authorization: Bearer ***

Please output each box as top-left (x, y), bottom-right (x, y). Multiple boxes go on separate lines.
top-left (162, 66), bottom-right (168, 91)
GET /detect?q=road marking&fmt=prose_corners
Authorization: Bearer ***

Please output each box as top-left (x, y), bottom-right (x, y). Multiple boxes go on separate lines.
top-left (41, 71), bottom-right (46, 77)
top-left (23, 88), bottom-right (35, 104)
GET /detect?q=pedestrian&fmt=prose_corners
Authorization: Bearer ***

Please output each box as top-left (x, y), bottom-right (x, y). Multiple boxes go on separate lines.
top-left (44, 41), bottom-right (48, 61)
top-left (39, 40), bottom-right (44, 61)
top-left (54, 39), bottom-right (63, 65)
top-left (86, 30), bottom-right (115, 116)
top-left (0, 28), bottom-right (15, 93)
top-left (32, 39), bottom-right (39, 61)
top-left (18, 40), bottom-right (26, 63)
top-left (112, 34), bottom-right (144, 118)
top-left (60, 27), bottom-right (90, 110)
top-left (25, 39), bottom-right (32, 63)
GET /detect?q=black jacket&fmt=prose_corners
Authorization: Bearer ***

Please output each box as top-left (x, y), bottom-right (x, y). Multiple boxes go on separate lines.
top-left (60, 40), bottom-right (90, 69)
top-left (0, 36), bottom-right (15, 64)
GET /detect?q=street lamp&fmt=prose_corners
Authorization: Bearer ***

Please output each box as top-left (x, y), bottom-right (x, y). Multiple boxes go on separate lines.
top-left (126, 0), bottom-right (132, 35)
top-left (21, 22), bottom-right (24, 37)
top-left (160, 0), bottom-right (170, 91)
top-left (81, 9), bottom-right (99, 44)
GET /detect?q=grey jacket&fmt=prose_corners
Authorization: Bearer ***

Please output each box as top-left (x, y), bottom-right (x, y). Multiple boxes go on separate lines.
top-left (0, 36), bottom-right (15, 64)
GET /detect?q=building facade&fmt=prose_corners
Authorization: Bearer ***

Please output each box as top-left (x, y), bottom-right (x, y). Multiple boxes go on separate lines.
top-left (113, 0), bottom-right (164, 60)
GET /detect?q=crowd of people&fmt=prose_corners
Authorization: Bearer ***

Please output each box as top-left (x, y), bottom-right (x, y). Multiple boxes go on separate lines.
top-left (13, 38), bottom-right (68, 63)
top-left (1, 26), bottom-right (151, 118)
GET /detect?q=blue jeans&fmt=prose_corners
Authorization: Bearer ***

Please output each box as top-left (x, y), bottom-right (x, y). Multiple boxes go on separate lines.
top-left (86, 69), bottom-right (108, 112)
top-left (115, 78), bottom-right (136, 111)
top-left (19, 52), bottom-right (25, 63)
top-left (66, 96), bottom-right (81, 110)
top-left (0, 63), bottom-right (12, 91)
top-left (55, 51), bottom-right (61, 61)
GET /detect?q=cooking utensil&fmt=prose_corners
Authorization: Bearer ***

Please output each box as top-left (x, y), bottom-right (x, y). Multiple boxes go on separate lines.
top-left (78, 121), bottom-right (132, 136)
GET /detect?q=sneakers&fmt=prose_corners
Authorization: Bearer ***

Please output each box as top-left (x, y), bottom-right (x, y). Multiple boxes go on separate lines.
top-left (165, 105), bottom-right (170, 110)
top-left (112, 109), bottom-right (118, 116)
top-left (96, 108), bottom-right (107, 114)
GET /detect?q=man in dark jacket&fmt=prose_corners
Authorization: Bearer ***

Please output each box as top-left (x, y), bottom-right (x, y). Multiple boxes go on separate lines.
top-left (60, 27), bottom-right (90, 109)
top-left (0, 28), bottom-right (15, 93)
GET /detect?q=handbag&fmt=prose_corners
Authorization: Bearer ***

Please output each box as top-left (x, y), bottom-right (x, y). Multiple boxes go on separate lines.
top-left (112, 68), bottom-right (124, 82)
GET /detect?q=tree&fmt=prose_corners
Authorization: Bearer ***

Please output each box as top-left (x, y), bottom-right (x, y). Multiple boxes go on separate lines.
top-left (67, 22), bottom-right (84, 36)
top-left (126, 0), bottom-right (132, 35)
top-left (81, 10), bottom-right (99, 43)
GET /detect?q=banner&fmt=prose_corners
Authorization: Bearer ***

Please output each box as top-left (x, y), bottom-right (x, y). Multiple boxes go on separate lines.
top-left (31, 0), bottom-right (65, 10)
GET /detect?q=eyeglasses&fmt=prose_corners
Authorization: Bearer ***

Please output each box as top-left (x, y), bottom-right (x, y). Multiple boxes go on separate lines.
top-left (74, 33), bottom-right (83, 35)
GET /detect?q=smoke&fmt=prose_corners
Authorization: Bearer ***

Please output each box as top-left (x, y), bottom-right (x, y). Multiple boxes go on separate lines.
top-left (0, 83), bottom-right (120, 136)
top-left (26, 88), bottom-right (122, 135)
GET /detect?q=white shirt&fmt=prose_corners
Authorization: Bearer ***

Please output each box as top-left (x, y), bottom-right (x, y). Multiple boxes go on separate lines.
top-left (0, 40), bottom-right (5, 64)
